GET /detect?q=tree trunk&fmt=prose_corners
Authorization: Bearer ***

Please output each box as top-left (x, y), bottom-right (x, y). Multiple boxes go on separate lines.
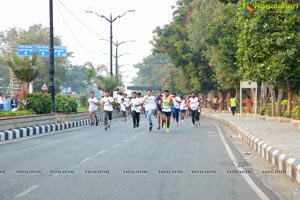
top-left (260, 82), bottom-right (268, 115)
top-left (21, 82), bottom-right (28, 99)
top-left (226, 91), bottom-right (231, 111)
top-left (287, 88), bottom-right (292, 118)
top-left (268, 85), bottom-right (276, 116)
top-left (276, 89), bottom-right (283, 116)
top-left (217, 90), bottom-right (223, 110)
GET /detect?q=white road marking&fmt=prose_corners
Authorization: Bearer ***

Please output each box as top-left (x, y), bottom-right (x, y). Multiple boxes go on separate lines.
top-left (112, 144), bottom-right (120, 148)
top-left (215, 123), bottom-right (270, 200)
top-left (96, 149), bottom-right (108, 155)
top-left (15, 185), bottom-right (40, 198)
top-left (122, 139), bottom-right (130, 143)
top-left (131, 134), bottom-right (138, 138)
top-left (80, 157), bottom-right (92, 164)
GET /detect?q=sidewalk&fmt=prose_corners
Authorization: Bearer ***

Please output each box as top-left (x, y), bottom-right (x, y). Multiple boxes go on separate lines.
top-left (202, 111), bottom-right (300, 184)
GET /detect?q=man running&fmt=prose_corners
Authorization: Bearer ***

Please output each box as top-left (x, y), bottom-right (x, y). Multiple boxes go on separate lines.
top-left (161, 90), bottom-right (173, 133)
top-left (129, 92), bottom-right (142, 128)
top-left (142, 89), bottom-right (156, 132)
top-left (87, 91), bottom-right (99, 126)
top-left (172, 93), bottom-right (181, 126)
top-left (101, 90), bottom-right (114, 131)
top-left (187, 92), bottom-right (201, 127)
top-left (155, 90), bottom-right (163, 130)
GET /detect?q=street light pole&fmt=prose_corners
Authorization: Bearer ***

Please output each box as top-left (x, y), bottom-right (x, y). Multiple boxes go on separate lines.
top-left (49, 0), bottom-right (55, 113)
top-left (86, 10), bottom-right (135, 76)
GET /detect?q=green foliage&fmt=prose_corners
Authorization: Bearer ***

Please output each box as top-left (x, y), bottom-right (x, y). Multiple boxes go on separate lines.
top-left (0, 110), bottom-right (36, 118)
top-left (26, 92), bottom-right (52, 114)
top-left (281, 99), bottom-right (288, 106)
top-left (236, 0), bottom-right (300, 93)
top-left (79, 94), bottom-right (88, 107)
top-left (292, 106), bottom-right (299, 119)
top-left (55, 95), bottom-right (78, 113)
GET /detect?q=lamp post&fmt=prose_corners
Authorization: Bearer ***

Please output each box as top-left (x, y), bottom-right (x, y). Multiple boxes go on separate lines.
top-left (86, 10), bottom-right (135, 76)
top-left (115, 40), bottom-right (135, 75)
top-left (49, 0), bottom-right (55, 113)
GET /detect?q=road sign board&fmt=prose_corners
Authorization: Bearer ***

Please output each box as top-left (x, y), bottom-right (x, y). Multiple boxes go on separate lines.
top-left (17, 45), bottom-right (67, 57)
top-left (41, 83), bottom-right (48, 91)
top-left (54, 46), bottom-right (67, 57)
top-left (36, 45), bottom-right (50, 57)
top-left (17, 45), bottom-right (36, 56)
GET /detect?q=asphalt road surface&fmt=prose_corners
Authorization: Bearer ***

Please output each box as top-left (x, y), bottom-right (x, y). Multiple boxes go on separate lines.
top-left (0, 115), bottom-right (281, 200)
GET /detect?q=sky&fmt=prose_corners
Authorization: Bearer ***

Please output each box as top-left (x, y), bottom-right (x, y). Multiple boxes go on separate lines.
top-left (0, 0), bottom-right (177, 82)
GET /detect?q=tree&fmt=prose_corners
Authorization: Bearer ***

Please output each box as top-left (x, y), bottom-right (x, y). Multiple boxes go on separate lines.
top-left (86, 63), bottom-right (123, 93)
top-left (236, 0), bottom-right (300, 116)
top-left (3, 51), bottom-right (41, 98)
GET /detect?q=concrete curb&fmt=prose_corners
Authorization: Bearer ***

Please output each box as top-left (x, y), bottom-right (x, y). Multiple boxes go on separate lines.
top-left (202, 113), bottom-right (300, 185)
top-left (0, 119), bottom-right (90, 142)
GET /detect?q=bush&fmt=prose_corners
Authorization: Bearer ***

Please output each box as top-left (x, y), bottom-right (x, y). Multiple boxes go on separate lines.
top-left (26, 93), bottom-right (52, 114)
top-left (55, 95), bottom-right (78, 113)
top-left (292, 106), bottom-right (299, 119)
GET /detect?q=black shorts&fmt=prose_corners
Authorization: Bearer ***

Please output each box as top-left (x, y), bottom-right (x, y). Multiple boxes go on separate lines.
top-left (162, 111), bottom-right (172, 117)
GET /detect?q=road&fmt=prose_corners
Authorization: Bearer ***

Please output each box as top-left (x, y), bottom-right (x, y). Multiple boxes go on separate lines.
top-left (0, 116), bottom-right (283, 200)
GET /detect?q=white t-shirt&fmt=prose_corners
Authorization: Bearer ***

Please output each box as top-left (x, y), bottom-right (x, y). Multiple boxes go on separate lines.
top-left (124, 97), bottom-right (130, 107)
top-left (180, 99), bottom-right (187, 110)
top-left (143, 95), bottom-right (156, 112)
top-left (101, 96), bottom-right (114, 111)
top-left (88, 97), bottom-right (99, 112)
top-left (120, 102), bottom-right (126, 111)
top-left (189, 97), bottom-right (199, 111)
top-left (130, 98), bottom-right (142, 113)
top-left (117, 94), bottom-right (123, 104)
top-left (173, 96), bottom-right (181, 109)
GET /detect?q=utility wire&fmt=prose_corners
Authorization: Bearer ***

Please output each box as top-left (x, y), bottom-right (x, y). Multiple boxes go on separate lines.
top-left (57, 0), bottom-right (105, 39)
top-left (55, 0), bottom-right (99, 53)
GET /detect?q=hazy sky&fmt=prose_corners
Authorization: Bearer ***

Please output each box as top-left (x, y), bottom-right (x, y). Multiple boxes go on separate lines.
top-left (0, 0), bottom-right (176, 75)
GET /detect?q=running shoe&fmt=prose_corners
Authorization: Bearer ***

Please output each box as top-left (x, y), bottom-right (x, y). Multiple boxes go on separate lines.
top-left (105, 126), bottom-right (107, 131)
top-left (163, 123), bottom-right (166, 129)
top-left (166, 128), bottom-right (170, 133)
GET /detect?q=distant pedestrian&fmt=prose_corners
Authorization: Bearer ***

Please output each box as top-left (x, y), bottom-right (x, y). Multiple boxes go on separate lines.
top-left (101, 90), bottom-right (114, 131)
top-left (230, 94), bottom-right (238, 116)
top-left (212, 95), bottom-right (218, 112)
top-left (10, 95), bottom-right (19, 111)
top-left (245, 95), bottom-right (252, 113)
top-left (87, 91), bottom-right (99, 126)
top-left (0, 94), bottom-right (4, 112)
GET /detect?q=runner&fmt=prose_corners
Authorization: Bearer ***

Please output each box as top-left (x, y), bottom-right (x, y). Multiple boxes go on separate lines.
top-left (120, 98), bottom-right (127, 122)
top-left (161, 90), bottom-right (173, 133)
top-left (179, 95), bottom-right (187, 122)
top-left (155, 90), bottom-right (163, 130)
top-left (187, 92), bottom-right (201, 127)
top-left (137, 92), bottom-right (143, 123)
top-left (142, 89), bottom-right (156, 132)
top-left (86, 91), bottom-right (99, 126)
top-left (129, 92), bottom-right (142, 128)
top-left (172, 93), bottom-right (181, 126)
top-left (123, 93), bottom-right (130, 120)
top-left (101, 90), bottom-right (114, 131)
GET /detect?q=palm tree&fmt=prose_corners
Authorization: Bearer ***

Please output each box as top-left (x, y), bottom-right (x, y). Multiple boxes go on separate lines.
top-left (86, 63), bottom-right (123, 92)
top-left (4, 51), bottom-right (40, 99)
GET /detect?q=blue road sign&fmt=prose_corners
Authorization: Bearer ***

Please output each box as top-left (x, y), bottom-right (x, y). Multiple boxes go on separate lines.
top-left (36, 45), bottom-right (50, 57)
top-left (17, 45), bottom-right (67, 57)
top-left (54, 46), bottom-right (67, 57)
top-left (17, 45), bottom-right (36, 56)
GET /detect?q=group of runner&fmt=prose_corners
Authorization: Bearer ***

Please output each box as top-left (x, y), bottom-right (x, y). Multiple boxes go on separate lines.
top-left (87, 89), bottom-right (202, 133)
